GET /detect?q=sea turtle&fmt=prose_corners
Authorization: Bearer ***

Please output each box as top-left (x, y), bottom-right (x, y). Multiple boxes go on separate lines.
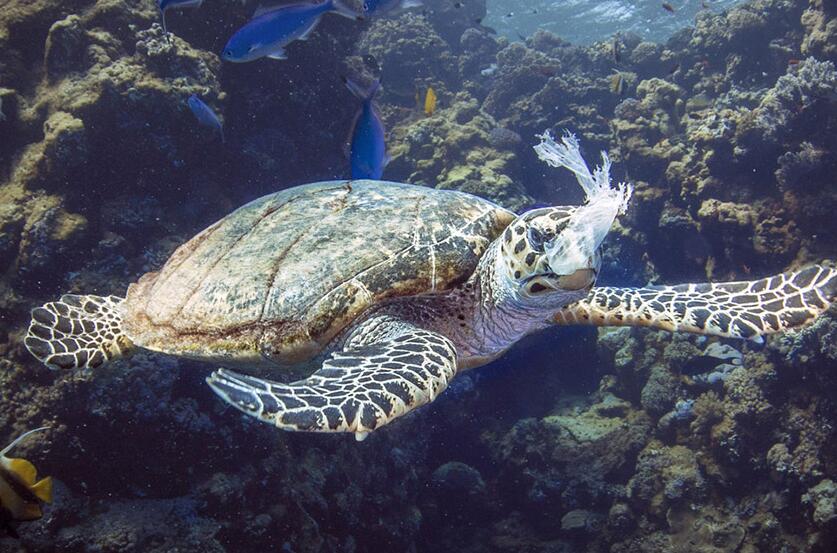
top-left (24, 133), bottom-right (836, 441)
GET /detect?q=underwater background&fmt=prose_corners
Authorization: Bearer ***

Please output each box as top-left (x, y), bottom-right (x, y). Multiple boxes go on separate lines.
top-left (0, 0), bottom-right (836, 551)
top-left (484, 0), bottom-right (745, 44)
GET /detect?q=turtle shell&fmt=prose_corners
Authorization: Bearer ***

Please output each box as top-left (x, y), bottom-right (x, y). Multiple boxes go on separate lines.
top-left (122, 180), bottom-right (515, 366)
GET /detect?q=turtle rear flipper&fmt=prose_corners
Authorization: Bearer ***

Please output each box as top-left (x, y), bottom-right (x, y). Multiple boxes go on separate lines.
top-left (553, 265), bottom-right (836, 340)
top-left (25, 294), bottom-right (134, 370)
top-left (207, 320), bottom-right (458, 440)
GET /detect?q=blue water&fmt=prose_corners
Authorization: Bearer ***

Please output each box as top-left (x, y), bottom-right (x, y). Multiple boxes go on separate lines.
top-left (486, 0), bottom-right (745, 43)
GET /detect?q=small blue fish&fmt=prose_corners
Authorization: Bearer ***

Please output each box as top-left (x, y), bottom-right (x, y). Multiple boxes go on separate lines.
top-left (344, 78), bottom-right (387, 180)
top-left (158, 0), bottom-right (204, 36)
top-left (187, 94), bottom-right (225, 143)
top-left (360, 0), bottom-right (423, 17)
top-left (222, 0), bottom-right (360, 63)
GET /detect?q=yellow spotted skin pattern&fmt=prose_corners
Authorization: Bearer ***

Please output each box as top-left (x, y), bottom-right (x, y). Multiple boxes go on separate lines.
top-left (554, 265), bottom-right (837, 339)
top-left (498, 206), bottom-right (578, 296)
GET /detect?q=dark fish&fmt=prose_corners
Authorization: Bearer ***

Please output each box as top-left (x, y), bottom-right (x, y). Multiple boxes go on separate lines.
top-left (361, 0), bottom-right (423, 17)
top-left (362, 54), bottom-right (380, 73)
top-left (488, 127), bottom-right (522, 149)
top-left (222, 0), bottom-right (360, 63)
top-left (612, 36), bottom-right (621, 63)
top-left (668, 62), bottom-right (681, 74)
top-left (662, 2), bottom-right (675, 13)
top-left (157, 0), bottom-right (204, 37)
top-left (0, 427), bottom-right (53, 529)
top-left (344, 78), bottom-right (388, 180)
top-left (187, 94), bottom-right (224, 143)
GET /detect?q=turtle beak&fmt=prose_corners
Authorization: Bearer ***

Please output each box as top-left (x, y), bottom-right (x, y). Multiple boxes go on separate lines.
top-left (522, 254), bottom-right (598, 296)
top-left (557, 268), bottom-right (597, 291)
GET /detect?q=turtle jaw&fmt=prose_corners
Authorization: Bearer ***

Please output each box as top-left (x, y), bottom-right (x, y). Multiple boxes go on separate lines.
top-left (519, 260), bottom-right (599, 303)
top-left (557, 268), bottom-right (597, 291)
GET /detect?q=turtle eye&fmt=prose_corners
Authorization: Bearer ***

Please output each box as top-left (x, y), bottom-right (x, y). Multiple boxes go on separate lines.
top-left (527, 227), bottom-right (547, 252)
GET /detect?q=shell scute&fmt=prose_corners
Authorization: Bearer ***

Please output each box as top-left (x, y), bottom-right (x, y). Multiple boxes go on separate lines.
top-left (122, 180), bottom-right (514, 364)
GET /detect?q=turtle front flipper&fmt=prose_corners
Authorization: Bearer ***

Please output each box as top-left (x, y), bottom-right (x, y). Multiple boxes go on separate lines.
top-left (206, 323), bottom-right (458, 440)
top-left (553, 265), bottom-right (836, 340)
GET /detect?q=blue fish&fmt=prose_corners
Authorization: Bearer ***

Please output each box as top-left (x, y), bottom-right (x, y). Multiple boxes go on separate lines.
top-left (360, 0), bottom-right (423, 17)
top-left (222, 0), bottom-right (360, 63)
top-left (344, 78), bottom-right (387, 180)
top-left (187, 94), bottom-right (225, 143)
top-left (158, 0), bottom-right (204, 36)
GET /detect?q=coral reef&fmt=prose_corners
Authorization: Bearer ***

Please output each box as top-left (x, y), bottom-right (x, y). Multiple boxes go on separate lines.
top-left (386, 92), bottom-right (530, 210)
top-left (0, 0), bottom-right (835, 551)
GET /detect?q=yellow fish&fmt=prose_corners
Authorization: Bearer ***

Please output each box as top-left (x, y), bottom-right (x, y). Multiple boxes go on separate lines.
top-left (610, 72), bottom-right (626, 95)
top-left (424, 86), bottom-right (437, 116)
top-left (0, 427), bottom-right (53, 531)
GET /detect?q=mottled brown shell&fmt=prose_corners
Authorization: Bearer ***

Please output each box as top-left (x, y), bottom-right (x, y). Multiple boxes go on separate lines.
top-left (122, 180), bottom-right (515, 365)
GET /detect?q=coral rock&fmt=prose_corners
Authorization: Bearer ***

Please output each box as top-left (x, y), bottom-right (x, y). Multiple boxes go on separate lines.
top-left (628, 441), bottom-right (706, 518)
top-left (803, 479), bottom-right (837, 528)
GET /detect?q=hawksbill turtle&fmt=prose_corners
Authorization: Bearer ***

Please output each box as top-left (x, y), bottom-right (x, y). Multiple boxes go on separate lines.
top-left (24, 132), bottom-right (836, 441)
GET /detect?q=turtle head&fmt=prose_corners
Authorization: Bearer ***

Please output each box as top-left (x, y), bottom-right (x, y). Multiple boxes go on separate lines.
top-left (498, 207), bottom-right (602, 306)
top-left (495, 130), bottom-right (633, 308)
